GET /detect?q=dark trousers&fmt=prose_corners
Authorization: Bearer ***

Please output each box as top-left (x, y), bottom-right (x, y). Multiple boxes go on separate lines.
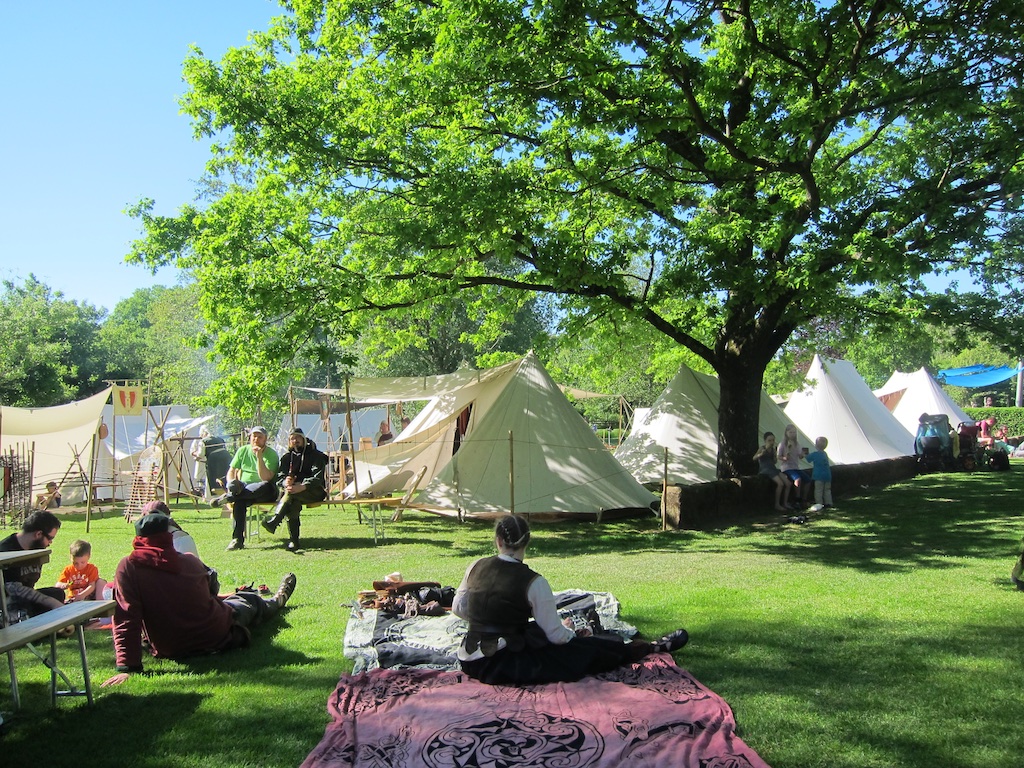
top-left (228, 480), bottom-right (279, 540)
top-left (461, 633), bottom-right (648, 686)
top-left (224, 590), bottom-right (278, 627)
top-left (271, 486), bottom-right (327, 543)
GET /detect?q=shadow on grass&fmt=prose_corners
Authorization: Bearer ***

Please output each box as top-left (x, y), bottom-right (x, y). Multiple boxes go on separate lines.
top-left (689, 615), bottom-right (1024, 767)
top-left (747, 471), bottom-right (1024, 573)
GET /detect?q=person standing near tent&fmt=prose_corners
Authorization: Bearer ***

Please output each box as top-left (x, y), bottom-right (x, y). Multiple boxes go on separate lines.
top-left (806, 436), bottom-right (834, 512)
top-left (452, 514), bottom-right (688, 685)
top-left (213, 426), bottom-right (279, 551)
top-left (260, 428), bottom-right (329, 551)
top-left (777, 424), bottom-right (811, 508)
top-left (755, 432), bottom-right (792, 512)
top-left (190, 426), bottom-right (209, 500)
top-left (203, 431), bottom-right (232, 498)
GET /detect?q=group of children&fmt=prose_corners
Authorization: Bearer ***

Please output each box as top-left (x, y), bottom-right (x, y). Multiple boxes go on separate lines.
top-left (755, 424), bottom-right (833, 513)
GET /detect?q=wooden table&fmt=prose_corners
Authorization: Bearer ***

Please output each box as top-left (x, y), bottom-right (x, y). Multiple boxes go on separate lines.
top-left (1, 548), bottom-right (116, 710)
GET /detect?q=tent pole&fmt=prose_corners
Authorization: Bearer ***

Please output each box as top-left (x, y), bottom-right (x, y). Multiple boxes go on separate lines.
top-left (345, 377), bottom-right (360, 499)
top-left (85, 429), bottom-right (99, 532)
top-left (1016, 359), bottom-right (1023, 408)
top-left (662, 447), bottom-right (669, 531)
top-left (508, 430), bottom-right (515, 515)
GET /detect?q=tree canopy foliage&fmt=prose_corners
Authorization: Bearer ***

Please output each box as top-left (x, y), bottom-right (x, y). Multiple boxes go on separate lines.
top-left (0, 278), bottom-right (210, 409)
top-left (128, 0), bottom-right (1024, 475)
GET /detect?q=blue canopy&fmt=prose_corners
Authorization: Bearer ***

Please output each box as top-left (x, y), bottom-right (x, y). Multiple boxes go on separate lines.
top-left (936, 365), bottom-right (1023, 388)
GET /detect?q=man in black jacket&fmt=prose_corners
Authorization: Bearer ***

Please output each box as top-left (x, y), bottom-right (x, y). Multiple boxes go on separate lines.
top-left (261, 428), bottom-right (329, 551)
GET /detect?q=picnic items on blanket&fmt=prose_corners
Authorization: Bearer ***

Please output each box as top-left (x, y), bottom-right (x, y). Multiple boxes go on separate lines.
top-left (301, 654), bottom-right (771, 768)
top-left (357, 576), bottom-right (456, 617)
top-left (344, 589), bottom-right (637, 673)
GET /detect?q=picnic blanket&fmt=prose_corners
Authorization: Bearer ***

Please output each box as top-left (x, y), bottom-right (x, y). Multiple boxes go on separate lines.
top-left (301, 654), bottom-right (771, 767)
top-left (343, 590), bottom-right (638, 673)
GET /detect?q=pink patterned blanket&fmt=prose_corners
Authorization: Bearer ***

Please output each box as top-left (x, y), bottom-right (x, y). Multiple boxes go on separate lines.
top-left (302, 653), bottom-right (770, 767)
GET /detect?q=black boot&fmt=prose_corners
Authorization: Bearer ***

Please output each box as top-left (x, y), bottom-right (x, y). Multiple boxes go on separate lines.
top-left (261, 513), bottom-right (284, 535)
top-left (286, 518), bottom-right (301, 551)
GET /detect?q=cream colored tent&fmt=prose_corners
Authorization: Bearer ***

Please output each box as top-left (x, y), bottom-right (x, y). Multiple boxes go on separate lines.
top-left (873, 368), bottom-right (972, 436)
top-left (0, 392), bottom-right (212, 506)
top-left (0, 388), bottom-right (111, 505)
top-left (784, 356), bottom-right (915, 464)
top-left (613, 364), bottom-right (814, 486)
top-left (336, 353), bottom-right (657, 519)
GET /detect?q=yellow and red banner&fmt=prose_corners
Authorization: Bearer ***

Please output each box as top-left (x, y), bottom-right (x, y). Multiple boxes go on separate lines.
top-left (112, 385), bottom-right (144, 416)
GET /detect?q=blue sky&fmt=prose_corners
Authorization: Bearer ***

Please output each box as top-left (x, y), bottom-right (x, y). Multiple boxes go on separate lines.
top-left (0, 0), bottom-right (281, 313)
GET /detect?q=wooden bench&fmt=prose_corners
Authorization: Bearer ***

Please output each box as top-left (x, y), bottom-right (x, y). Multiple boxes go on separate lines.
top-left (1, 600), bottom-right (115, 709)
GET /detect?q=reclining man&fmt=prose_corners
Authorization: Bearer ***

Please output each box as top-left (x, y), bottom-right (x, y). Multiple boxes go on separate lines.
top-left (102, 511), bottom-right (296, 687)
top-left (261, 427), bottom-right (329, 552)
top-left (213, 425), bottom-right (279, 551)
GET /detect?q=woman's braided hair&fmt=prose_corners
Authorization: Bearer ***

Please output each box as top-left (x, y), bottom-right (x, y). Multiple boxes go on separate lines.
top-left (495, 514), bottom-right (531, 550)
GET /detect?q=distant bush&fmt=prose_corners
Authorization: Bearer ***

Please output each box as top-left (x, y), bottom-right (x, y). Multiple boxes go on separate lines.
top-left (964, 406), bottom-right (1024, 438)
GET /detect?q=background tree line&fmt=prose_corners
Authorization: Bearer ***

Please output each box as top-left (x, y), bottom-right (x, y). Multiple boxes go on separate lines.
top-left (2, 272), bottom-right (1016, 431)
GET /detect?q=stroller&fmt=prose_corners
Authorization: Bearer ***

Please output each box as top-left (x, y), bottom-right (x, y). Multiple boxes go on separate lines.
top-left (957, 421), bottom-right (980, 470)
top-left (915, 414), bottom-right (955, 472)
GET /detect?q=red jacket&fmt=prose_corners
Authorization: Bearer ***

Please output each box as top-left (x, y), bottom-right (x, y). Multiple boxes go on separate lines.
top-left (112, 552), bottom-right (234, 669)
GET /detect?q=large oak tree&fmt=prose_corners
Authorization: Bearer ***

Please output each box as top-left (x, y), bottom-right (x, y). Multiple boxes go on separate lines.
top-left (129, 0), bottom-right (1024, 475)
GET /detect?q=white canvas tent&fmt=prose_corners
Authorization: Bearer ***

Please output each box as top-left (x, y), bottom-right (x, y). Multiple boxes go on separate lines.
top-left (873, 368), bottom-right (972, 436)
top-left (273, 396), bottom-right (387, 456)
top-left (91, 405), bottom-right (213, 501)
top-left (613, 364), bottom-right (815, 486)
top-left (0, 391), bottom-right (213, 507)
top-left (784, 356), bottom-right (915, 464)
top-left (335, 353), bottom-right (657, 518)
top-left (0, 388), bottom-right (111, 506)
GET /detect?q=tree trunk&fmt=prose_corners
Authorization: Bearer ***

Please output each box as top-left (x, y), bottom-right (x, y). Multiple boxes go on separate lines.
top-left (716, 351), bottom-right (773, 478)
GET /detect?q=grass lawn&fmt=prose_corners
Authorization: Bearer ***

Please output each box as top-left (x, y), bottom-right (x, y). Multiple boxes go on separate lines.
top-left (2, 467), bottom-right (1023, 767)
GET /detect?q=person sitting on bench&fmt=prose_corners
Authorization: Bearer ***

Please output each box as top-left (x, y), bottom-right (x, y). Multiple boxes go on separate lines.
top-left (261, 427), bottom-right (329, 552)
top-left (102, 512), bottom-right (296, 687)
top-left (1, 511), bottom-right (67, 626)
top-left (212, 426), bottom-right (280, 551)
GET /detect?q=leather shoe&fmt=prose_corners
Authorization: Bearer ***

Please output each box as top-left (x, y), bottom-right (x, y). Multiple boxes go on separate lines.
top-left (286, 540), bottom-right (298, 552)
top-left (225, 539), bottom-right (244, 551)
top-left (211, 494), bottom-right (229, 508)
top-left (274, 573), bottom-right (297, 607)
top-left (261, 517), bottom-right (279, 534)
top-left (652, 628), bottom-right (689, 654)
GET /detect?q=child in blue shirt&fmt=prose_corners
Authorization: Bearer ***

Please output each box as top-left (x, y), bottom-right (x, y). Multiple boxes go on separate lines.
top-left (806, 436), bottom-right (833, 511)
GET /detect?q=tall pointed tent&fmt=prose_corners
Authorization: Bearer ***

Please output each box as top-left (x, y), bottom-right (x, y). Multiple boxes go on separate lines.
top-left (341, 353), bottom-right (657, 519)
top-left (784, 356), bottom-right (915, 464)
top-left (613, 364), bottom-right (814, 486)
top-left (874, 368), bottom-right (972, 436)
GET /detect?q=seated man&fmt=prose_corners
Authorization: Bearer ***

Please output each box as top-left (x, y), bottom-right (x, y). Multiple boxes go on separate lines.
top-left (212, 426), bottom-right (280, 551)
top-left (1, 510), bottom-right (67, 622)
top-left (261, 427), bottom-right (329, 552)
top-left (102, 512), bottom-right (296, 687)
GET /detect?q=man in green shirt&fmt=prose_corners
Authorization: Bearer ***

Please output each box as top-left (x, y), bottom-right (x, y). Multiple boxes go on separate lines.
top-left (213, 426), bottom-right (280, 550)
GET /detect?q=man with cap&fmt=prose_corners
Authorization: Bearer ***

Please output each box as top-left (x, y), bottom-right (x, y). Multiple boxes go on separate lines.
top-left (261, 427), bottom-right (329, 552)
top-left (102, 511), bottom-right (296, 687)
top-left (213, 426), bottom-right (280, 550)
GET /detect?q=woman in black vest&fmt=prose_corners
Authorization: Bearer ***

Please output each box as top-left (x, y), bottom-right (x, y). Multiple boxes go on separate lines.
top-left (452, 514), bottom-right (688, 685)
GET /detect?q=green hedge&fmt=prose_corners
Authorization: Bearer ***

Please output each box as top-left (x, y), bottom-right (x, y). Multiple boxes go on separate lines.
top-left (964, 407), bottom-right (1024, 438)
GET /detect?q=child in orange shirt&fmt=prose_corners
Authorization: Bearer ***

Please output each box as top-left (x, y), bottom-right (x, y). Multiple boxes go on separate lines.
top-left (55, 539), bottom-right (107, 603)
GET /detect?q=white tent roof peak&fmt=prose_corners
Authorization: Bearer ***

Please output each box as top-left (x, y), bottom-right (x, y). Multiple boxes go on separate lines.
top-left (874, 367), bottom-right (971, 435)
top-left (784, 355), bottom-right (915, 464)
top-left (613, 363), bottom-right (814, 486)
top-left (344, 352), bottom-right (656, 518)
